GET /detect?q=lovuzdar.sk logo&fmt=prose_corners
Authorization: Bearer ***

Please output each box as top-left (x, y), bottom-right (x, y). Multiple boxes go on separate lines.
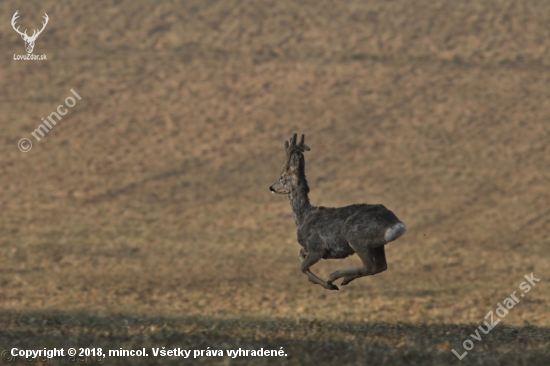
top-left (12, 10), bottom-right (48, 61)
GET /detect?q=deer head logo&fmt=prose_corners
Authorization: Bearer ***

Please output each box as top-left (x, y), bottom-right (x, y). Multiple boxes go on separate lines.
top-left (11, 11), bottom-right (49, 54)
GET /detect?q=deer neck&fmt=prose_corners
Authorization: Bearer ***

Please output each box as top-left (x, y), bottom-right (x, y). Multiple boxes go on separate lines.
top-left (288, 175), bottom-right (313, 227)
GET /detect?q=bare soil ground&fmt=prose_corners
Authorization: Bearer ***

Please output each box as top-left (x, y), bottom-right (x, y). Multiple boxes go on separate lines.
top-left (1, 0), bottom-right (549, 364)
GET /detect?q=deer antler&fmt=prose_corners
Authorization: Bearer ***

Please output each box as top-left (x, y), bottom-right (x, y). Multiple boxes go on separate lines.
top-left (31, 13), bottom-right (49, 40)
top-left (11, 11), bottom-right (28, 38)
top-left (11, 11), bottom-right (48, 40)
top-left (285, 133), bottom-right (310, 169)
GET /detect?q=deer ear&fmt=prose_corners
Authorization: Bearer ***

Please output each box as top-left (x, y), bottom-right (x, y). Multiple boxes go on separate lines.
top-left (289, 152), bottom-right (301, 171)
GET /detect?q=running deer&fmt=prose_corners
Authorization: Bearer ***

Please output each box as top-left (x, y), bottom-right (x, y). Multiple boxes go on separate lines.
top-left (269, 133), bottom-right (406, 290)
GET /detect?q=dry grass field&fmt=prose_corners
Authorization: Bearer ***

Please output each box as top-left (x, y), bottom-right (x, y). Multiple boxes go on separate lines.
top-left (1, 0), bottom-right (549, 364)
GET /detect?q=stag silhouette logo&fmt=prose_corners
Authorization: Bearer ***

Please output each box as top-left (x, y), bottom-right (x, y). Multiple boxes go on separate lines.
top-left (11, 10), bottom-right (49, 54)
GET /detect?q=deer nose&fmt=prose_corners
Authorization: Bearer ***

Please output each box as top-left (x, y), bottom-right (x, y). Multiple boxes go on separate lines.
top-left (269, 186), bottom-right (275, 192)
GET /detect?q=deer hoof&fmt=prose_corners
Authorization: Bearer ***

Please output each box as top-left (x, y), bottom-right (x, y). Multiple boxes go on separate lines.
top-left (326, 281), bottom-right (339, 291)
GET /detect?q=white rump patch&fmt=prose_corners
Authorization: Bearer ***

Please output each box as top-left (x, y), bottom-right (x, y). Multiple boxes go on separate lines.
top-left (385, 222), bottom-right (407, 243)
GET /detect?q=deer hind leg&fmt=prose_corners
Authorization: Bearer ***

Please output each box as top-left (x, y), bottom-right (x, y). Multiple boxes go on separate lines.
top-left (328, 244), bottom-right (387, 286)
top-left (300, 250), bottom-right (339, 291)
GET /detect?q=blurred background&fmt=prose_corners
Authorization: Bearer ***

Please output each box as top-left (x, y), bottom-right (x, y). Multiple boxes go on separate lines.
top-left (1, 0), bottom-right (549, 364)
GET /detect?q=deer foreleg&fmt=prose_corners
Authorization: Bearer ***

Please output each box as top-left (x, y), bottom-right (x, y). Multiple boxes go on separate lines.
top-left (300, 250), bottom-right (339, 291)
top-left (299, 248), bottom-right (321, 286)
top-left (298, 247), bottom-right (307, 263)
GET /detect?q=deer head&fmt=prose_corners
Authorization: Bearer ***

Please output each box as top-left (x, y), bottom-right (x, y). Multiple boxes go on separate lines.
top-left (270, 133), bottom-right (310, 195)
top-left (12, 11), bottom-right (49, 54)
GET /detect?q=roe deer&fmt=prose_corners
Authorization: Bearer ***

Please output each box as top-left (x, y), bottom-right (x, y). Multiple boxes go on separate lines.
top-left (269, 133), bottom-right (406, 291)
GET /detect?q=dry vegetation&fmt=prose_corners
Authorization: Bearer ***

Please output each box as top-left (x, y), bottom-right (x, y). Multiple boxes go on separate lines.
top-left (1, 0), bottom-right (549, 364)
